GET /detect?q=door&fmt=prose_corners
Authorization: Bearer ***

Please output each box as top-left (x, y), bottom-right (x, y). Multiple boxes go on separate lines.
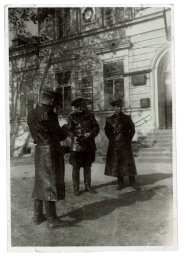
top-left (157, 52), bottom-right (172, 129)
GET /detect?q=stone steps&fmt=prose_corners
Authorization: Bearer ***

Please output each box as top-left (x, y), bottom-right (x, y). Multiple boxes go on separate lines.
top-left (135, 129), bottom-right (172, 163)
top-left (136, 152), bottom-right (172, 157)
top-left (136, 157), bottom-right (172, 163)
top-left (138, 147), bottom-right (172, 153)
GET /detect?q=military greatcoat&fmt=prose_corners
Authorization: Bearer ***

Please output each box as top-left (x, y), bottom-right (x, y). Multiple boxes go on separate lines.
top-left (27, 104), bottom-right (67, 201)
top-left (104, 112), bottom-right (137, 177)
top-left (67, 111), bottom-right (99, 167)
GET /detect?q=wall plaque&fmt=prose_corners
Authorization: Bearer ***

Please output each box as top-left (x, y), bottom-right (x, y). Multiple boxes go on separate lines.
top-left (132, 74), bottom-right (146, 85)
top-left (140, 98), bottom-right (150, 108)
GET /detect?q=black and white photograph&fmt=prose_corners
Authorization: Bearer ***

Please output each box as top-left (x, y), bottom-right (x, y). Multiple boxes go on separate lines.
top-left (5, 3), bottom-right (178, 251)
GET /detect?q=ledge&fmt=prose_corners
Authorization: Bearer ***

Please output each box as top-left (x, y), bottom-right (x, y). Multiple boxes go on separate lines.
top-left (96, 39), bottom-right (132, 54)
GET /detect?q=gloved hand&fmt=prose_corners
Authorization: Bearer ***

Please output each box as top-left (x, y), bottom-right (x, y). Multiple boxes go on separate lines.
top-left (83, 133), bottom-right (91, 139)
top-left (76, 135), bottom-right (85, 143)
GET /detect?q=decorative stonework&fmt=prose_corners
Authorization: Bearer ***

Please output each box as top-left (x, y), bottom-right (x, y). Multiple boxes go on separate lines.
top-left (82, 7), bottom-right (96, 24)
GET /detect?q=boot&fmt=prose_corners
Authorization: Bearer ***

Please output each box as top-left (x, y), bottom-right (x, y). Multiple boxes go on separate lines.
top-left (72, 166), bottom-right (80, 196)
top-left (129, 175), bottom-right (141, 191)
top-left (44, 201), bottom-right (68, 229)
top-left (117, 177), bottom-right (124, 190)
top-left (33, 199), bottom-right (46, 225)
top-left (84, 167), bottom-right (97, 194)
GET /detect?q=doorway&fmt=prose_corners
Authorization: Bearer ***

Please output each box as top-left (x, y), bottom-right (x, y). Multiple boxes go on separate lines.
top-left (157, 52), bottom-right (172, 129)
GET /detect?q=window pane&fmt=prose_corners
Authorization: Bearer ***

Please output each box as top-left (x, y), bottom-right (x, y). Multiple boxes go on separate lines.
top-left (105, 8), bottom-right (114, 26)
top-left (55, 73), bottom-right (63, 85)
top-left (20, 95), bottom-right (26, 117)
top-left (115, 78), bottom-right (124, 98)
top-left (55, 71), bottom-right (71, 85)
top-left (82, 76), bottom-right (92, 86)
top-left (64, 71), bottom-right (71, 83)
top-left (115, 8), bottom-right (133, 23)
top-left (82, 76), bottom-right (93, 110)
top-left (103, 62), bottom-right (123, 78)
top-left (58, 8), bottom-right (70, 38)
top-left (104, 79), bottom-right (113, 109)
top-left (27, 99), bottom-right (34, 113)
top-left (27, 93), bottom-right (36, 113)
top-left (25, 71), bottom-right (34, 92)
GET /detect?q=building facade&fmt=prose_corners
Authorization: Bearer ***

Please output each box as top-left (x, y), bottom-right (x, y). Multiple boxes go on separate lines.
top-left (9, 7), bottom-right (172, 157)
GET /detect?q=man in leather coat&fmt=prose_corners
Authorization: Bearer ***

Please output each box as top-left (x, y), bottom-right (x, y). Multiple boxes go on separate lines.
top-left (27, 87), bottom-right (68, 229)
top-left (67, 98), bottom-right (100, 196)
top-left (104, 98), bottom-right (141, 191)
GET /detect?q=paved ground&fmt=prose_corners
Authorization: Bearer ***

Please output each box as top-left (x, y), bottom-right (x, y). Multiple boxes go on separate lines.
top-left (9, 156), bottom-right (176, 249)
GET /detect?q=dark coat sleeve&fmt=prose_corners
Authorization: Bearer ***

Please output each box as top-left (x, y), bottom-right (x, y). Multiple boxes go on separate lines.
top-left (66, 115), bottom-right (75, 139)
top-left (104, 119), bottom-right (112, 139)
top-left (128, 116), bottom-right (135, 140)
top-left (41, 113), bottom-right (68, 142)
top-left (88, 114), bottom-right (100, 138)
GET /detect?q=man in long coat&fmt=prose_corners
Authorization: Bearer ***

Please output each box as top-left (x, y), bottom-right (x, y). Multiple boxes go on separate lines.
top-left (27, 87), bottom-right (68, 229)
top-left (67, 98), bottom-right (100, 196)
top-left (104, 99), bottom-right (141, 191)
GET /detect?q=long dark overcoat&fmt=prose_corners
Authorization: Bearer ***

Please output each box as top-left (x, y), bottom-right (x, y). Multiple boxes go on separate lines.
top-left (104, 112), bottom-right (137, 177)
top-left (67, 111), bottom-right (99, 166)
top-left (27, 104), bottom-right (67, 201)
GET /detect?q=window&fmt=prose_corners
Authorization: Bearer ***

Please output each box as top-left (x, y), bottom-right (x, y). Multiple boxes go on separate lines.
top-left (57, 8), bottom-right (71, 38)
top-left (104, 7), bottom-right (134, 26)
top-left (20, 94), bottom-right (26, 117)
top-left (115, 8), bottom-right (133, 23)
top-left (81, 76), bottom-right (93, 110)
top-left (105, 8), bottom-right (115, 26)
top-left (19, 71), bottom-right (37, 118)
top-left (20, 95), bottom-right (35, 118)
top-left (55, 71), bottom-right (72, 113)
top-left (103, 61), bottom-right (124, 109)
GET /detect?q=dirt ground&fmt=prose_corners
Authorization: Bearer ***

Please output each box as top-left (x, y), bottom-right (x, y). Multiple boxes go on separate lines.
top-left (9, 157), bottom-right (176, 249)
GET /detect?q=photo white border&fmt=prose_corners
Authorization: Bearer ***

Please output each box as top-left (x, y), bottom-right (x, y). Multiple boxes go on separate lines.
top-left (2, 0), bottom-right (185, 255)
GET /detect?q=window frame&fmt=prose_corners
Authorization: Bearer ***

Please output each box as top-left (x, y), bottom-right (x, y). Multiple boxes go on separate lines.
top-left (81, 75), bottom-right (93, 111)
top-left (18, 71), bottom-right (37, 119)
top-left (55, 70), bottom-right (72, 113)
top-left (57, 8), bottom-right (71, 38)
top-left (104, 7), bottom-right (134, 27)
top-left (103, 60), bottom-right (125, 110)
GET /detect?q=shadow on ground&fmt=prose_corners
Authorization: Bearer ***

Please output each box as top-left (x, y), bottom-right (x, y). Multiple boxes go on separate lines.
top-left (93, 173), bottom-right (172, 190)
top-left (60, 185), bottom-right (167, 227)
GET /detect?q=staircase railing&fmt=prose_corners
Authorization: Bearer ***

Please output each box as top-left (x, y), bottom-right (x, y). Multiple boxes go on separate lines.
top-left (134, 114), bottom-right (151, 127)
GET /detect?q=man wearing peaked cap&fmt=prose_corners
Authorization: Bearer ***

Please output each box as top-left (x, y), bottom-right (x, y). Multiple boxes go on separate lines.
top-left (41, 87), bottom-right (63, 103)
top-left (110, 98), bottom-right (124, 107)
top-left (27, 86), bottom-right (69, 229)
top-left (71, 97), bottom-right (84, 107)
top-left (67, 97), bottom-right (99, 196)
top-left (104, 97), bottom-right (141, 191)
top-left (71, 97), bottom-right (92, 109)
top-left (42, 86), bottom-right (60, 95)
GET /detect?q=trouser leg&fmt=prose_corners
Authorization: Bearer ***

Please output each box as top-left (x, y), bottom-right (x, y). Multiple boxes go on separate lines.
top-left (33, 199), bottom-right (46, 225)
top-left (84, 166), bottom-right (96, 193)
top-left (44, 201), bottom-right (67, 229)
top-left (129, 175), bottom-right (141, 191)
top-left (72, 165), bottom-right (80, 196)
